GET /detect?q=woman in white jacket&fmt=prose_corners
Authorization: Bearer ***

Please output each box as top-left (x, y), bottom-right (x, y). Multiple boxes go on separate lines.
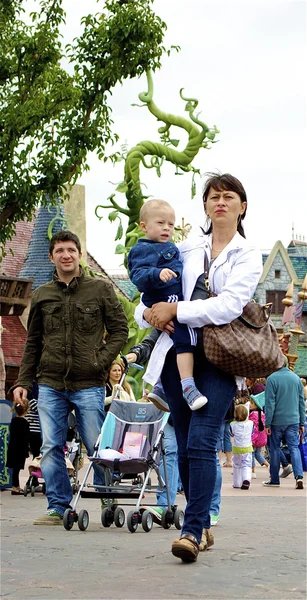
top-left (135, 173), bottom-right (263, 563)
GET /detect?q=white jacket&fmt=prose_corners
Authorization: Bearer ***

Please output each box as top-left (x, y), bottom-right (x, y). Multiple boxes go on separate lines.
top-left (134, 229), bottom-right (263, 385)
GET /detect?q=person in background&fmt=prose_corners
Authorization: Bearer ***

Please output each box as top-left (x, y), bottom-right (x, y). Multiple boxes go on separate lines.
top-left (248, 393), bottom-right (269, 478)
top-left (134, 172), bottom-right (263, 563)
top-left (24, 382), bottom-right (42, 489)
top-left (105, 359), bottom-right (135, 412)
top-left (7, 401), bottom-right (30, 494)
top-left (12, 230), bottom-right (128, 524)
top-left (230, 404), bottom-right (254, 490)
top-left (263, 357), bottom-right (305, 489)
top-left (217, 420), bottom-right (232, 468)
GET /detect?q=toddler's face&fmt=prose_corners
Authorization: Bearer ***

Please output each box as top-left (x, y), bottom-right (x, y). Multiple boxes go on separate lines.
top-left (141, 207), bottom-right (175, 243)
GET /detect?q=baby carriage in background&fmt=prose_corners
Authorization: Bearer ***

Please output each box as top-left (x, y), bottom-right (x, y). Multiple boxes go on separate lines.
top-left (24, 412), bottom-right (83, 497)
top-left (63, 359), bottom-right (184, 534)
top-left (24, 456), bottom-right (46, 496)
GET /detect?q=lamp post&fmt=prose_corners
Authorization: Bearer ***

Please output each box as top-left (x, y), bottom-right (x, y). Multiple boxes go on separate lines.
top-left (281, 275), bottom-right (307, 371)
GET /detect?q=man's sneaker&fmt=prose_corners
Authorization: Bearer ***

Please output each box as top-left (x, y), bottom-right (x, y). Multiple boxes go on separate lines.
top-left (210, 514), bottom-right (219, 527)
top-left (147, 384), bottom-right (169, 412)
top-left (140, 506), bottom-right (163, 525)
top-left (280, 465), bottom-right (293, 478)
top-left (182, 386), bottom-right (208, 411)
top-left (262, 480), bottom-right (280, 487)
top-left (33, 509), bottom-right (63, 525)
top-left (295, 477), bottom-right (304, 490)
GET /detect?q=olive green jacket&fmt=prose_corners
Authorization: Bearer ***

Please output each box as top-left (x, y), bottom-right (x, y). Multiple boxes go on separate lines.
top-left (17, 269), bottom-right (129, 392)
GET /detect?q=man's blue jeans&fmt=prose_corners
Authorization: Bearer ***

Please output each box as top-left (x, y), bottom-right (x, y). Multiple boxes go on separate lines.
top-left (161, 348), bottom-right (236, 543)
top-left (38, 385), bottom-right (105, 515)
top-left (269, 424), bottom-right (303, 484)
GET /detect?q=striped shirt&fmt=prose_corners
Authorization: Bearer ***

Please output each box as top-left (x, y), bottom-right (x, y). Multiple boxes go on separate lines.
top-left (25, 399), bottom-right (41, 434)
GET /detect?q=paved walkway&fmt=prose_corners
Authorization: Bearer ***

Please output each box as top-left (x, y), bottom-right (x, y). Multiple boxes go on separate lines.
top-left (1, 463), bottom-right (306, 600)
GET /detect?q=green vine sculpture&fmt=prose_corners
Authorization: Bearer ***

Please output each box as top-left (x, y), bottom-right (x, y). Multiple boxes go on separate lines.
top-left (95, 69), bottom-right (219, 261)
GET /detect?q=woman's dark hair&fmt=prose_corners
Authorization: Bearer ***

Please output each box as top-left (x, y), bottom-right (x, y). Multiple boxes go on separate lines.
top-left (49, 230), bottom-right (82, 255)
top-left (202, 172), bottom-right (247, 238)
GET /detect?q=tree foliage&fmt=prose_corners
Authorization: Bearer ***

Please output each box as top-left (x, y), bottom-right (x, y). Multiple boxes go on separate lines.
top-left (0, 0), bottom-right (168, 252)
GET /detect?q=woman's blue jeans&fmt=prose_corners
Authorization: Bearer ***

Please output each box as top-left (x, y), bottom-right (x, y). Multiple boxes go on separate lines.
top-left (161, 348), bottom-right (236, 543)
top-left (156, 423), bottom-right (222, 517)
top-left (38, 385), bottom-right (106, 515)
top-left (269, 424), bottom-right (303, 483)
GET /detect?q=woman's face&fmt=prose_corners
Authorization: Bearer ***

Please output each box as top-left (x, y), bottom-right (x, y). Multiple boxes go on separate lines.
top-left (109, 363), bottom-right (122, 382)
top-left (205, 187), bottom-right (246, 230)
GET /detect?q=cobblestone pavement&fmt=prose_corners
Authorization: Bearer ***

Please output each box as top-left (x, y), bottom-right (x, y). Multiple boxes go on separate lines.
top-left (1, 463), bottom-right (306, 600)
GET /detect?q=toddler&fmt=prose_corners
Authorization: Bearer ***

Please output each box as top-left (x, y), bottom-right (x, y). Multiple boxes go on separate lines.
top-left (230, 404), bottom-right (254, 490)
top-left (128, 199), bottom-right (207, 411)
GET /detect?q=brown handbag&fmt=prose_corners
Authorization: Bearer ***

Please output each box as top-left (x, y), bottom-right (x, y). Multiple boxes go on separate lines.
top-left (202, 254), bottom-right (285, 378)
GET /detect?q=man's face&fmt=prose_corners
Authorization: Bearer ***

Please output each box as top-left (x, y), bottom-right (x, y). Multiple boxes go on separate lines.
top-left (49, 240), bottom-right (82, 280)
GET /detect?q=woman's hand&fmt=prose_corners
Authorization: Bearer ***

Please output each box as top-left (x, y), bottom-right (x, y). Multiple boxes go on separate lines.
top-left (143, 302), bottom-right (177, 333)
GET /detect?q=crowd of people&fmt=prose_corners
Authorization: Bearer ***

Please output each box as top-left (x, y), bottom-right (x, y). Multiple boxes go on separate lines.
top-left (8, 173), bottom-right (306, 564)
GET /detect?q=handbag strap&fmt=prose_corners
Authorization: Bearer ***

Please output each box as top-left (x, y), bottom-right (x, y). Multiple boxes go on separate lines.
top-left (204, 252), bottom-right (212, 295)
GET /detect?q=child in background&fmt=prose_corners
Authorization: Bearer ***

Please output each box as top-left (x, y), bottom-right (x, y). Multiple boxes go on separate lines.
top-left (7, 401), bottom-right (30, 494)
top-left (249, 392), bottom-right (269, 478)
top-left (230, 404), bottom-right (254, 490)
top-left (128, 199), bottom-right (207, 412)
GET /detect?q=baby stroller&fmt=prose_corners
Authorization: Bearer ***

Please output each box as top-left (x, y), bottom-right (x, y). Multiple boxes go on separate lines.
top-left (24, 456), bottom-right (46, 496)
top-left (63, 361), bottom-right (184, 533)
top-left (24, 412), bottom-right (83, 497)
top-left (65, 412), bottom-right (84, 494)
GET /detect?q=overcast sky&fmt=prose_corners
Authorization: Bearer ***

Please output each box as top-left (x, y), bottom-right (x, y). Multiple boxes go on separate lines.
top-left (31, 0), bottom-right (307, 271)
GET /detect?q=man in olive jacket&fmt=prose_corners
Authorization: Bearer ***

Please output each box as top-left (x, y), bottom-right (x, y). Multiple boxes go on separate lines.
top-left (13, 230), bottom-right (128, 524)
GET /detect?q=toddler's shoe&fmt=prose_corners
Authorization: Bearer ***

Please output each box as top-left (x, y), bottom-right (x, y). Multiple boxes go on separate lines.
top-left (241, 480), bottom-right (250, 490)
top-left (148, 384), bottom-right (169, 412)
top-left (182, 385), bottom-right (208, 411)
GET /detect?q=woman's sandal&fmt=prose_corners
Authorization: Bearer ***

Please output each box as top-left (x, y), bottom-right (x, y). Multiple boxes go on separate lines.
top-left (199, 528), bottom-right (215, 551)
top-left (171, 533), bottom-right (199, 562)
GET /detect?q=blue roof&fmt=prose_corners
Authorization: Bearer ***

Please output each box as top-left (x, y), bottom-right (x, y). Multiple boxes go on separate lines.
top-left (112, 278), bottom-right (138, 301)
top-left (19, 201), bottom-right (66, 289)
top-left (289, 256), bottom-right (307, 280)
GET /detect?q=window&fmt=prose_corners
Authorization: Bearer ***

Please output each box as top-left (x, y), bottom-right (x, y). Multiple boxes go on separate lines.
top-left (275, 270), bottom-right (281, 279)
top-left (266, 291), bottom-right (285, 315)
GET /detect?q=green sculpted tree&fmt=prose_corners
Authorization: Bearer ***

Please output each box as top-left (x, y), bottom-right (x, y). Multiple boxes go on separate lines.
top-left (95, 69), bottom-right (218, 262)
top-left (0, 0), bottom-right (168, 252)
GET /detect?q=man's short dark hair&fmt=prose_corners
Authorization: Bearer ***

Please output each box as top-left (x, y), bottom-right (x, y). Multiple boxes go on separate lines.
top-left (49, 230), bottom-right (82, 255)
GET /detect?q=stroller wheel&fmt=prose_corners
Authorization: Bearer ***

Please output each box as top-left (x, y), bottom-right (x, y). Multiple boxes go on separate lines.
top-left (174, 508), bottom-right (184, 530)
top-left (161, 509), bottom-right (172, 529)
top-left (127, 510), bottom-right (139, 533)
top-left (141, 510), bottom-right (153, 533)
top-left (30, 485), bottom-right (36, 497)
top-left (114, 507), bottom-right (125, 528)
top-left (78, 509), bottom-right (89, 531)
top-left (101, 507), bottom-right (113, 528)
top-left (63, 509), bottom-right (76, 530)
top-left (23, 484), bottom-right (28, 497)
